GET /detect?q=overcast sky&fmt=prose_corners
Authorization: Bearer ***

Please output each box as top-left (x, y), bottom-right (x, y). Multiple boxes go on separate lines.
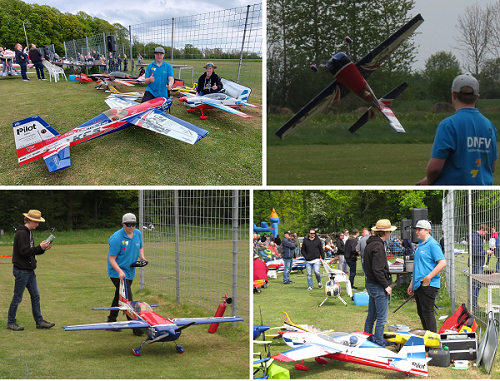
top-left (24, 0), bottom-right (498, 70)
top-left (410, 0), bottom-right (497, 70)
top-left (24, 0), bottom-right (258, 26)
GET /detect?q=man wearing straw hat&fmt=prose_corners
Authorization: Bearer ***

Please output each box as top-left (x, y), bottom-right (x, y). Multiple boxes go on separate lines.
top-left (196, 62), bottom-right (223, 96)
top-left (363, 219), bottom-right (395, 347)
top-left (7, 210), bottom-right (54, 331)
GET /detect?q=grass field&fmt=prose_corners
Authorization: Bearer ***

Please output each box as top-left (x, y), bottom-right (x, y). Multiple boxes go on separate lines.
top-left (0, 244), bottom-right (249, 379)
top-left (253, 264), bottom-right (499, 379)
top-left (0, 62), bottom-right (262, 185)
top-left (267, 99), bottom-right (500, 185)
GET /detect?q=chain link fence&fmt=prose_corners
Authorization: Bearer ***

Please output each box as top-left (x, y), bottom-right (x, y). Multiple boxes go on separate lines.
top-left (442, 189), bottom-right (500, 329)
top-left (62, 4), bottom-right (262, 90)
top-left (138, 190), bottom-right (249, 322)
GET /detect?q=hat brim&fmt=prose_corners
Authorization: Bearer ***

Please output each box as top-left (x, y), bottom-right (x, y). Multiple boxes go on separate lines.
top-left (204, 65), bottom-right (217, 69)
top-left (23, 213), bottom-right (45, 222)
top-left (371, 226), bottom-right (397, 232)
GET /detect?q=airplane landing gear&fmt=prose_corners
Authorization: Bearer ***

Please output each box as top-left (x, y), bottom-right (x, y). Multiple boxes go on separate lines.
top-left (132, 338), bottom-right (150, 356)
top-left (175, 343), bottom-right (184, 353)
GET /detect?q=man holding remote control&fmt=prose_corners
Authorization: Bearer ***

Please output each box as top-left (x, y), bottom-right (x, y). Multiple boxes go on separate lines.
top-left (7, 209), bottom-right (54, 331)
top-left (107, 213), bottom-right (147, 336)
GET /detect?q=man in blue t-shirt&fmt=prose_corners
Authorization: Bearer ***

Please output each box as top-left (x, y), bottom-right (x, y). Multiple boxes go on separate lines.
top-left (407, 220), bottom-right (446, 332)
top-left (417, 74), bottom-right (498, 185)
top-left (107, 213), bottom-right (146, 335)
top-left (141, 46), bottom-right (174, 103)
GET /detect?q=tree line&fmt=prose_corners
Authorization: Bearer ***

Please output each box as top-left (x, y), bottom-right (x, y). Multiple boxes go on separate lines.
top-left (0, 190), bottom-right (138, 233)
top-left (0, 0), bottom-right (127, 55)
top-left (253, 190), bottom-right (443, 236)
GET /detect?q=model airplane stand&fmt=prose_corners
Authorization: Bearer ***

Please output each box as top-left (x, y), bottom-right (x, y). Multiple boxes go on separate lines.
top-left (319, 259), bottom-right (352, 307)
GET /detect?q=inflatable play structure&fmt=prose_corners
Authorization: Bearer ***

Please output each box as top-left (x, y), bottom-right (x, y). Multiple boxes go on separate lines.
top-left (253, 208), bottom-right (279, 238)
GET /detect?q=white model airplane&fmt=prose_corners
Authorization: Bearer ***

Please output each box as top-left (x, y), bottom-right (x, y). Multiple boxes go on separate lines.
top-left (178, 78), bottom-right (258, 119)
top-left (273, 315), bottom-right (430, 377)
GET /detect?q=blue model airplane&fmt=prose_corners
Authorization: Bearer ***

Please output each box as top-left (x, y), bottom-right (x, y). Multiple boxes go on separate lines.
top-left (63, 279), bottom-right (243, 356)
top-left (275, 14), bottom-right (424, 138)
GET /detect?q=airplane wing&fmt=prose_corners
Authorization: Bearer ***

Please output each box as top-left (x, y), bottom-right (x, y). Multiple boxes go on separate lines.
top-left (127, 109), bottom-right (209, 144)
top-left (272, 343), bottom-right (341, 362)
top-left (179, 91), bottom-right (196, 98)
top-left (172, 316), bottom-right (244, 326)
top-left (105, 96), bottom-right (139, 109)
top-left (235, 100), bottom-right (259, 108)
top-left (202, 99), bottom-right (252, 119)
top-left (275, 14), bottom-right (424, 139)
top-left (63, 320), bottom-right (150, 331)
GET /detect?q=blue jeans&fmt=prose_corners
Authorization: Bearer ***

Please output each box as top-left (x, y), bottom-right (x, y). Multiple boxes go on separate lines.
top-left (283, 257), bottom-right (293, 283)
top-left (305, 260), bottom-right (321, 288)
top-left (8, 268), bottom-right (43, 325)
top-left (34, 61), bottom-right (45, 79)
top-left (346, 260), bottom-right (357, 287)
top-left (364, 282), bottom-right (389, 347)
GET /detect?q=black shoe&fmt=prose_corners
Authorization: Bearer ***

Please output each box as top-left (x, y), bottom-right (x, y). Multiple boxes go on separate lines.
top-left (7, 324), bottom-right (24, 331)
top-left (352, 286), bottom-right (358, 290)
top-left (284, 281), bottom-right (295, 284)
top-left (36, 320), bottom-right (55, 329)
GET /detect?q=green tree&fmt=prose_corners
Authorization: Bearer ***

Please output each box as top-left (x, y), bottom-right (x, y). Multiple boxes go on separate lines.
top-left (423, 51), bottom-right (461, 102)
top-left (478, 57), bottom-right (500, 99)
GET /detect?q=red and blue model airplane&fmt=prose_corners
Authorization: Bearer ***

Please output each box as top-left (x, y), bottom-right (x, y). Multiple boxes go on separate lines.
top-left (63, 279), bottom-right (243, 356)
top-left (275, 14), bottom-right (424, 139)
top-left (13, 96), bottom-right (209, 173)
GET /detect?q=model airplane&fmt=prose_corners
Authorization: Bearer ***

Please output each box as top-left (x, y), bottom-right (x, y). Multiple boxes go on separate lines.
top-left (76, 71), bottom-right (145, 89)
top-left (13, 96), bottom-right (209, 173)
top-left (273, 318), bottom-right (430, 376)
top-left (63, 279), bottom-right (243, 356)
top-left (384, 329), bottom-right (440, 348)
top-left (178, 78), bottom-right (258, 119)
top-left (275, 14), bottom-right (424, 139)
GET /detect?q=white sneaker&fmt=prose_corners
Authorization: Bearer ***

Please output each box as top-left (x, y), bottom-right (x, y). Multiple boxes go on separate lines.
top-left (307, 286), bottom-right (313, 291)
top-left (318, 282), bottom-right (322, 288)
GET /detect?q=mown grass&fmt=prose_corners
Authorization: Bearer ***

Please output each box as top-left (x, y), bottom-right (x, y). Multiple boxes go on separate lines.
top-left (0, 244), bottom-right (249, 379)
top-left (253, 264), bottom-right (499, 379)
top-left (0, 63), bottom-right (262, 186)
top-left (267, 99), bottom-right (500, 185)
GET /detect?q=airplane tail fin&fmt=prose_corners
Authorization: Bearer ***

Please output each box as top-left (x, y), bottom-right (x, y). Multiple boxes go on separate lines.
top-left (119, 278), bottom-right (130, 306)
top-left (349, 82), bottom-right (408, 134)
top-left (13, 115), bottom-right (61, 165)
top-left (392, 336), bottom-right (429, 377)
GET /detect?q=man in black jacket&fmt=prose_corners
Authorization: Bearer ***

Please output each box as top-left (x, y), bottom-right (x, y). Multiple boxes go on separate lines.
top-left (363, 219), bottom-right (395, 347)
top-left (344, 229), bottom-right (360, 290)
top-left (301, 229), bottom-right (325, 290)
top-left (7, 210), bottom-right (54, 331)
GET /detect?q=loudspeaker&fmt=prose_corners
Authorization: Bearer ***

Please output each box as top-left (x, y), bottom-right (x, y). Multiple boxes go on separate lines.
top-left (107, 35), bottom-right (116, 52)
top-left (401, 219), bottom-right (411, 240)
top-left (411, 208), bottom-right (428, 243)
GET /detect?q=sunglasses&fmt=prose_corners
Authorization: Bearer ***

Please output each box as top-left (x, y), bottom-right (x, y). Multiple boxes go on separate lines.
top-left (125, 223), bottom-right (136, 227)
top-left (309, 232), bottom-right (316, 235)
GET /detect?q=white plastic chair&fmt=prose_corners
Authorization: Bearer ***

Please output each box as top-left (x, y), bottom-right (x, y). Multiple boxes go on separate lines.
top-left (43, 61), bottom-right (67, 82)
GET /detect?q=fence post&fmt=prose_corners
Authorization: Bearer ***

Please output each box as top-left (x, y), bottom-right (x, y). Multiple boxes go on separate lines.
top-left (129, 25), bottom-right (133, 73)
top-left (171, 18), bottom-right (174, 63)
top-left (231, 190), bottom-right (239, 321)
top-left (139, 189), bottom-right (145, 290)
top-left (174, 190), bottom-right (180, 304)
top-left (236, 5), bottom-right (251, 83)
top-left (467, 190), bottom-right (473, 310)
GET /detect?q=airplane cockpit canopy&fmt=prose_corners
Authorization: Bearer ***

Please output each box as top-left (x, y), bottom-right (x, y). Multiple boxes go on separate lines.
top-left (134, 301), bottom-right (152, 313)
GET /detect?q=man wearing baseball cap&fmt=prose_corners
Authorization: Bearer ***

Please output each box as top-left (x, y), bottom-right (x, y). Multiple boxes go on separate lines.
top-left (363, 219), bottom-right (395, 346)
top-left (417, 74), bottom-right (498, 185)
top-left (107, 213), bottom-right (147, 335)
top-left (7, 210), bottom-right (54, 331)
top-left (141, 46), bottom-right (174, 103)
top-left (407, 220), bottom-right (446, 333)
top-left (281, 230), bottom-right (297, 285)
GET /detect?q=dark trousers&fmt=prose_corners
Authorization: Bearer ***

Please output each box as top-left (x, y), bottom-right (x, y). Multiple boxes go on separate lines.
top-left (346, 260), bottom-right (357, 288)
top-left (108, 277), bottom-right (134, 322)
top-left (414, 285), bottom-right (438, 332)
top-left (141, 90), bottom-right (156, 103)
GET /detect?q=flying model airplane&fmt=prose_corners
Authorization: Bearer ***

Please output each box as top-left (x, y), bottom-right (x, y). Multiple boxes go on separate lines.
top-left (178, 78), bottom-right (258, 119)
top-left (273, 319), bottom-right (430, 377)
top-left (13, 96), bottom-right (209, 173)
top-left (275, 14), bottom-right (424, 139)
top-left (63, 279), bottom-right (243, 356)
